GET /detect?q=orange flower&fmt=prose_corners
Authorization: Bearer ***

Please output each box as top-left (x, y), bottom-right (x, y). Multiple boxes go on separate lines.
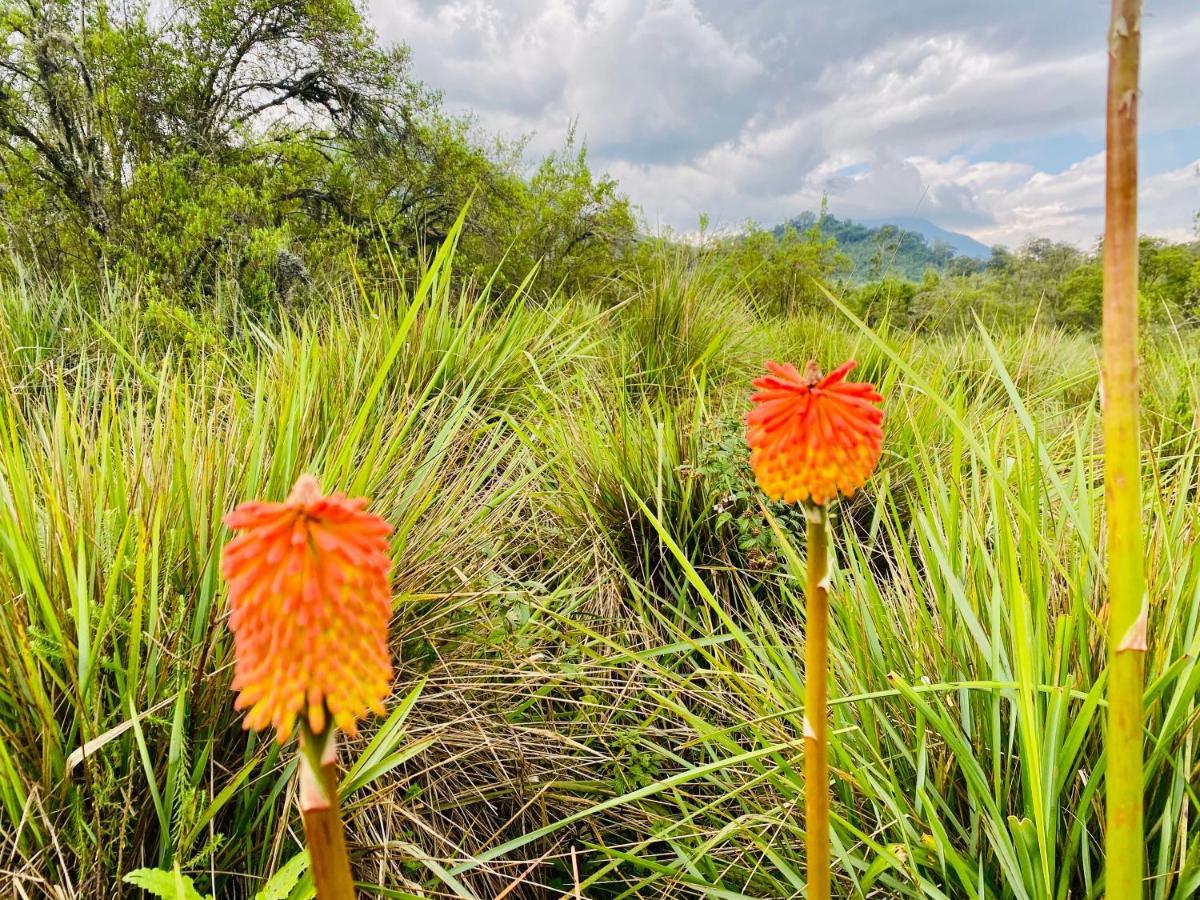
top-left (220, 475), bottom-right (393, 742)
top-left (746, 360), bottom-right (884, 506)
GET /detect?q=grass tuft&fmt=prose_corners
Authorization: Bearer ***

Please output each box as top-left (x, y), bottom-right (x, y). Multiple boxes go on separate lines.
top-left (2, 250), bottom-right (1200, 896)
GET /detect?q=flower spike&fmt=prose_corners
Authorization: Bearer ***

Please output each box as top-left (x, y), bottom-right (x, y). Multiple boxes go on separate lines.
top-left (745, 359), bottom-right (884, 506)
top-left (744, 359), bottom-right (885, 899)
top-left (220, 475), bottom-right (394, 743)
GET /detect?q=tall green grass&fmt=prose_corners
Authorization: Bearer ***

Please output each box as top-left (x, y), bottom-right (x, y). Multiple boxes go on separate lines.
top-left (2, 247), bottom-right (1199, 897)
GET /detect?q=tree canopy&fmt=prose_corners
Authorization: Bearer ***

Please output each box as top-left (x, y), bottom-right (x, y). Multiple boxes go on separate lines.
top-left (0, 0), bottom-right (636, 302)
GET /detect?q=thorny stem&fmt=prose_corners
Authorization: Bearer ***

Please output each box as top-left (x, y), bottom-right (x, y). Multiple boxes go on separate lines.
top-left (804, 504), bottom-right (831, 899)
top-left (299, 723), bottom-right (357, 899)
top-left (1102, 0), bottom-right (1146, 896)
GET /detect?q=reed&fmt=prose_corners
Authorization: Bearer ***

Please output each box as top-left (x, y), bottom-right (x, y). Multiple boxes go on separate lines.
top-left (1101, 0), bottom-right (1145, 895)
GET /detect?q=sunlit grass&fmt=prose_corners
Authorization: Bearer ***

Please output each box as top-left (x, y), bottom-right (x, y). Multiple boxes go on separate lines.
top-left (2, 245), bottom-right (1199, 897)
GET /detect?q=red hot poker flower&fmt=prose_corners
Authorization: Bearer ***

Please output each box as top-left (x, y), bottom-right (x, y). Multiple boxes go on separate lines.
top-left (220, 475), bottom-right (393, 742)
top-left (746, 360), bottom-right (884, 506)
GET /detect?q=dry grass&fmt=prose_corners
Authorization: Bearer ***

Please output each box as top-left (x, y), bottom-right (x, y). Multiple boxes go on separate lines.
top-left (3, 246), bottom-right (1200, 897)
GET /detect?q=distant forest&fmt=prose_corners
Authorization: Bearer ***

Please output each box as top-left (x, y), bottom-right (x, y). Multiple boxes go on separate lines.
top-left (0, 0), bottom-right (1196, 335)
top-left (783, 213), bottom-right (979, 281)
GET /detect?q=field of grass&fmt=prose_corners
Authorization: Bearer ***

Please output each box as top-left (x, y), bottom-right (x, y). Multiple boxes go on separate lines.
top-left (3, 239), bottom-right (1200, 898)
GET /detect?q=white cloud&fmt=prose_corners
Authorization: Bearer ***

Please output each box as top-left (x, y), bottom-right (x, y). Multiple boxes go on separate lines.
top-left (373, 0), bottom-right (762, 159)
top-left (370, 0), bottom-right (1200, 247)
top-left (973, 156), bottom-right (1199, 247)
top-left (814, 153), bottom-right (1199, 248)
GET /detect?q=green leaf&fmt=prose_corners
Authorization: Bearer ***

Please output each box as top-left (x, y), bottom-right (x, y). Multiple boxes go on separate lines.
top-left (123, 865), bottom-right (210, 900)
top-left (254, 851), bottom-right (309, 900)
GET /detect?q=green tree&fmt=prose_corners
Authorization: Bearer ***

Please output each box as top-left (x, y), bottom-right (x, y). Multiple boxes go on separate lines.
top-left (464, 129), bottom-right (637, 295)
top-left (0, 0), bottom-right (412, 260)
top-left (0, 0), bottom-right (635, 302)
top-left (851, 276), bottom-right (917, 325)
top-left (715, 218), bottom-right (849, 315)
top-left (1058, 261), bottom-right (1104, 328)
top-left (1138, 237), bottom-right (1196, 314)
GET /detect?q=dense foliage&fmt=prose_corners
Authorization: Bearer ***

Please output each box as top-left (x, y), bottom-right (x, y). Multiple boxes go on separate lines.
top-left (4, 4), bottom-right (1200, 897)
top-left (4, 239), bottom-right (1200, 898)
top-left (764, 213), bottom-right (1200, 331)
top-left (843, 234), bottom-right (1200, 331)
top-left (5, 0), bottom-right (1196, 335)
top-left (0, 0), bottom-right (636, 304)
top-left (787, 212), bottom-right (965, 280)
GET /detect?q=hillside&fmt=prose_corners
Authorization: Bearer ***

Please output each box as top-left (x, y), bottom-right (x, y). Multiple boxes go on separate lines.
top-left (782, 212), bottom-right (993, 280)
top-left (859, 216), bottom-right (992, 260)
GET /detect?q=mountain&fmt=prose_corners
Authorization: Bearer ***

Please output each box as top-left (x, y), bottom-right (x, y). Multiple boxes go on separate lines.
top-left (858, 216), bottom-right (992, 260)
top-left (780, 212), bottom-right (994, 281)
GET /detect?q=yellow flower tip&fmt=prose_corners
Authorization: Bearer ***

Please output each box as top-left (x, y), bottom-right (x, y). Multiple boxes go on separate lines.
top-left (745, 359), bottom-right (884, 507)
top-left (220, 475), bottom-right (395, 741)
top-left (307, 702), bottom-right (326, 736)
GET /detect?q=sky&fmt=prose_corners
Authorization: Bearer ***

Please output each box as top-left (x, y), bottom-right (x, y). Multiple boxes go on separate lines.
top-left (368, 0), bottom-right (1200, 249)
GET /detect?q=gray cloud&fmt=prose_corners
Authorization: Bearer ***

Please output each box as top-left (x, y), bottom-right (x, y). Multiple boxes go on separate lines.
top-left (824, 155), bottom-right (996, 229)
top-left (370, 0), bottom-right (1200, 246)
top-left (373, 0), bottom-right (762, 161)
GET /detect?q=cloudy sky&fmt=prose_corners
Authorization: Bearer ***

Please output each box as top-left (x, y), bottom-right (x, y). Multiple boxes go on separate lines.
top-left (369, 0), bottom-right (1200, 249)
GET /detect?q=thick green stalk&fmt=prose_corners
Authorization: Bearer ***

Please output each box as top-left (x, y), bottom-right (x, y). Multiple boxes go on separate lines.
top-left (1102, 1), bottom-right (1145, 897)
top-left (805, 506), bottom-right (831, 899)
top-left (299, 725), bottom-right (357, 899)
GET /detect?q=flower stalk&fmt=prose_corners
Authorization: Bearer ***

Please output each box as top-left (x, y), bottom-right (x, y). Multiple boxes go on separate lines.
top-left (804, 505), bottom-right (831, 900)
top-left (745, 359), bottom-right (884, 898)
top-left (1102, 0), bottom-right (1145, 896)
top-left (299, 725), bottom-right (356, 899)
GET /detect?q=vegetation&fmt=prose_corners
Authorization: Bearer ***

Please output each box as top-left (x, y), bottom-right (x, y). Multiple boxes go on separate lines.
top-left (0, 0), bottom-right (636, 303)
top-left (4, 2), bottom-right (1200, 898)
top-left (3, 1), bottom-right (1195, 336)
top-left (3, 228), bottom-right (1200, 896)
top-left (785, 213), bottom-right (967, 281)
top-left (836, 235), bottom-right (1199, 331)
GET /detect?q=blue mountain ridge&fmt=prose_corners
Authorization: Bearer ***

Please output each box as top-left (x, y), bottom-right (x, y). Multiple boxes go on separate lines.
top-left (857, 216), bottom-right (992, 260)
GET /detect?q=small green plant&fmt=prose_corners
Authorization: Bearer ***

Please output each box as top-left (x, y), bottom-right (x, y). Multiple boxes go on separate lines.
top-left (124, 864), bottom-right (210, 900)
top-left (699, 420), bottom-right (806, 570)
top-left (124, 853), bottom-right (310, 900)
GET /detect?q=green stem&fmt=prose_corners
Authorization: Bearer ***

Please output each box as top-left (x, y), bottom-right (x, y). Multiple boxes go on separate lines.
top-left (805, 506), bottom-right (830, 899)
top-left (1102, 1), bottom-right (1145, 897)
top-left (299, 723), bottom-right (357, 899)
